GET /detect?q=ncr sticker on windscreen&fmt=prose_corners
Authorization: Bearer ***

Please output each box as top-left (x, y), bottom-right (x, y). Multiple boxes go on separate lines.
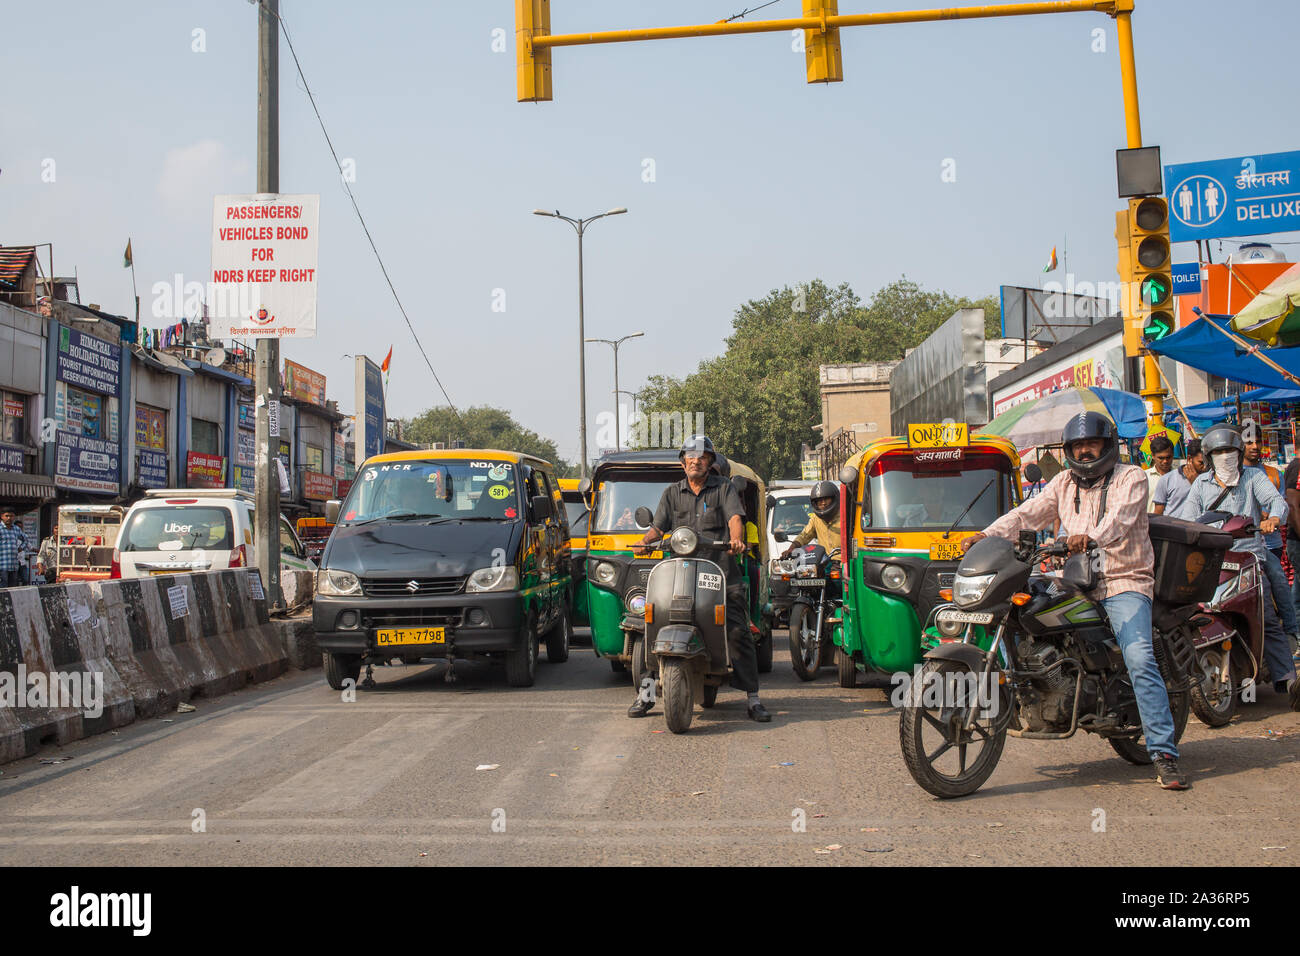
top-left (697, 572), bottom-right (722, 591)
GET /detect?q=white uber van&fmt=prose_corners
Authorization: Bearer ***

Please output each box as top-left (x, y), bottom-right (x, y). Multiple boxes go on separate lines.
top-left (112, 489), bottom-right (315, 579)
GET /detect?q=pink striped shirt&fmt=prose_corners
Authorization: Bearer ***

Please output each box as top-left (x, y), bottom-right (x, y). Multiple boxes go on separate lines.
top-left (981, 463), bottom-right (1154, 600)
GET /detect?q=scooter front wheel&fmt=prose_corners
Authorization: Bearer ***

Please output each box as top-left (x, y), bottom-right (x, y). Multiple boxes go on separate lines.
top-left (662, 659), bottom-right (695, 734)
top-left (1189, 646), bottom-right (1238, 727)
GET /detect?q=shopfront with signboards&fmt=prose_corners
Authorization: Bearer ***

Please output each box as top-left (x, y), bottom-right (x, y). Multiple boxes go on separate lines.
top-left (52, 323), bottom-right (122, 496)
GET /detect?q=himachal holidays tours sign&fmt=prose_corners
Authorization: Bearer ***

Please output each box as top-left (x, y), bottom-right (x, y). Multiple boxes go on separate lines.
top-left (209, 194), bottom-right (320, 339)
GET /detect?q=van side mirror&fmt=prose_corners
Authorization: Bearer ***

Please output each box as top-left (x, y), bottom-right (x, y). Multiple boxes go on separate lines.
top-left (326, 500), bottom-right (341, 524)
top-left (531, 495), bottom-right (554, 520)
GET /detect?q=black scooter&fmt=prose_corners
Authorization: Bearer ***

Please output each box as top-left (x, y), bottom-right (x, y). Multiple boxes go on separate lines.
top-left (634, 506), bottom-right (733, 733)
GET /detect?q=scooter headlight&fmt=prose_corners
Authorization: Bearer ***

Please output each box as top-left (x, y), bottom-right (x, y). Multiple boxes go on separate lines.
top-left (668, 527), bottom-right (699, 556)
top-left (880, 564), bottom-right (907, 591)
top-left (952, 572), bottom-right (996, 607)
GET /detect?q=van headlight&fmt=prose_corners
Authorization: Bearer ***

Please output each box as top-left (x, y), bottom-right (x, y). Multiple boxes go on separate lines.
top-left (466, 566), bottom-right (519, 593)
top-left (952, 572), bottom-right (996, 607)
top-left (317, 569), bottom-right (361, 596)
top-left (592, 561), bottom-right (619, 588)
top-left (880, 564), bottom-right (907, 591)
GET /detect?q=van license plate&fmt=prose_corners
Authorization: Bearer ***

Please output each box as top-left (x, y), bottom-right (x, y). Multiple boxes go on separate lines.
top-left (935, 609), bottom-right (993, 625)
top-left (376, 627), bottom-right (446, 646)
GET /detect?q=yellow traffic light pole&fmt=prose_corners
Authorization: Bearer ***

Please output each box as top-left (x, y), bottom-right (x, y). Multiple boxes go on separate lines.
top-left (519, 0), bottom-right (1166, 426)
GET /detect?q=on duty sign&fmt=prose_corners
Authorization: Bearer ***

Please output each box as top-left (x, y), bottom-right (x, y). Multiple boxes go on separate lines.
top-left (210, 194), bottom-right (319, 338)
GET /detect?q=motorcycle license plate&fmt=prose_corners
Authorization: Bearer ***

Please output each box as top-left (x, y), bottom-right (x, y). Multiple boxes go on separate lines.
top-left (792, 579), bottom-right (826, 587)
top-left (935, 609), bottom-right (993, 625)
top-left (929, 542), bottom-right (965, 561)
top-left (376, 627), bottom-right (446, 647)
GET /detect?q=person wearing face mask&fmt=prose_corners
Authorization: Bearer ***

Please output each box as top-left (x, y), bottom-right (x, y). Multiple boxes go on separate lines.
top-left (1174, 424), bottom-right (1298, 698)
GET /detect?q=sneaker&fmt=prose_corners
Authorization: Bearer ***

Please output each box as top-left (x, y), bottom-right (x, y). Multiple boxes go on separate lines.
top-left (1153, 753), bottom-right (1189, 790)
top-left (746, 702), bottom-right (772, 723)
top-left (627, 699), bottom-right (653, 718)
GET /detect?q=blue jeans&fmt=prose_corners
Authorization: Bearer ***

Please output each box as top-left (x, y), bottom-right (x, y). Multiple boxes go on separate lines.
top-left (1257, 558), bottom-right (1298, 684)
top-left (1287, 539), bottom-right (1300, 622)
top-left (1100, 592), bottom-right (1178, 759)
top-left (1263, 548), bottom-right (1298, 635)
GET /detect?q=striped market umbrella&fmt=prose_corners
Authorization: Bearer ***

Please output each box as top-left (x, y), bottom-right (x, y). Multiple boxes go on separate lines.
top-left (984, 386), bottom-right (1148, 451)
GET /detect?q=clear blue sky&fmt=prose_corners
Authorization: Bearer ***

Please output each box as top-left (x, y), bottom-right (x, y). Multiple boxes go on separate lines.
top-left (4, 0), bottom-right (1298, 463)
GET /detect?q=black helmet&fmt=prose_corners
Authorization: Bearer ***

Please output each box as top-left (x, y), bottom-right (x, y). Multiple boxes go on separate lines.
top-left (810, 481), bottom-right (839, 520)
top-left (679, 434), bottom-right (717, 463)
top-left (1061, 411), bottom-right (1119, 487)
top-left (1201, 424), bottom-right (1244, 465)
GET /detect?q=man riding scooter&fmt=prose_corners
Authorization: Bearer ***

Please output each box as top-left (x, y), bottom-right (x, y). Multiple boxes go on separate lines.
top-left (628, 435), bottom-right (771, 722)
top-left (1173, 424), bottom-right (1299, 700)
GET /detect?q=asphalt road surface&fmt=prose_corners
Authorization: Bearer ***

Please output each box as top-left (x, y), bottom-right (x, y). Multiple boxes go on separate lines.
top-left (1, 634), bottom-right (1296, 866)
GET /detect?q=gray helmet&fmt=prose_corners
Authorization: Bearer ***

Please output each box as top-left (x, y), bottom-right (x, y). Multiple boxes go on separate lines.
top-left (679, 434), bottom-right (716, 463)
top-left (1061, 411), bottom-right (1119, 487)
top-left (1201, 424), bottom-right (1244, 466)
top-left (810, 481), bottom-right (839, 520)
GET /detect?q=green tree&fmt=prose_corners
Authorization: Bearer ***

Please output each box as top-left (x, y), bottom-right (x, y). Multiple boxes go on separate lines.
top-left (635, 277), bottom-right (1001, 482)
top-left (400, 405), bottom-right (577, 476)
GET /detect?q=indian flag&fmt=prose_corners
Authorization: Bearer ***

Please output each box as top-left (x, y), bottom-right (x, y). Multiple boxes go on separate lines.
top-left (1043, 246), bottom-right (1057, 273)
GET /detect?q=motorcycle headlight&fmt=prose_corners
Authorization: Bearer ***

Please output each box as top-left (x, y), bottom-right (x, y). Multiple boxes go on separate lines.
top-left (952, 572), bottom-right (996, 607)
top-left (317, 569), bottom-right (360, 596)
top-left (881, 564), bottom-right (907, 591)
top-left (592, 561), bottom-right (619, 588)
top-left (668, 527), bottom-right (698, 556)
top-left (466, 566), bottom-right (519, 593)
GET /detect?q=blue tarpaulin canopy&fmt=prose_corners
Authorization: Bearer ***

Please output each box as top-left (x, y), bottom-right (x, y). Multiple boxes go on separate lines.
top-left (1178, 387), bottom-right (1300, 425)
top-left (1148, 314), bottom-right (1300, 391)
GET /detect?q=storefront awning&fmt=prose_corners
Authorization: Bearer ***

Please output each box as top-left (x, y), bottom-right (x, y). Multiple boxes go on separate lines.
top-left (1148, 315), bottom-right (1300, 390)
top-left (0, 470), bottom-right (57, 504)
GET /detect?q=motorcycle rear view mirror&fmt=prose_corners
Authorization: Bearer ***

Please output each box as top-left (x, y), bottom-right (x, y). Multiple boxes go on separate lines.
top-left (1024, 463), bottom-right (1043, 484)
top-left (773, 530), bottom-right (788, 543)
top-left (634, 506), bottom-right (654, 529)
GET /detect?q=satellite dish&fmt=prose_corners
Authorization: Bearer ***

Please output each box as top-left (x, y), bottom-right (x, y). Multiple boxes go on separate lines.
top-left (204, 347), bottom-right (227, 367)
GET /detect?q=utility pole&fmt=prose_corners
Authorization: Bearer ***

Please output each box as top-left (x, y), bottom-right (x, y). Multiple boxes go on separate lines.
top-left (255, 0), bottom-right (282, 609)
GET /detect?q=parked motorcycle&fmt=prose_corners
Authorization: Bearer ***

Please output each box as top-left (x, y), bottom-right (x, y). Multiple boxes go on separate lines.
top-left (635, 507), bottom-right (735, 734)
top-left (1187, 512), bottom-right (1266, 727)
top-left (772, 541), bottom-right (841, 681)
top-left (899, 515), bottom-right (1229, 798)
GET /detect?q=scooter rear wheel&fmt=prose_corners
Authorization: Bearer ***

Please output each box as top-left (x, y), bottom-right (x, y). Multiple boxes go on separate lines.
top-left (662, 659), bottom-right (694, 734)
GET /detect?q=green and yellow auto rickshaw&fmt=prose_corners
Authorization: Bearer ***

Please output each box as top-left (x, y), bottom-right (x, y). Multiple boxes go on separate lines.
top-left (832, 424), bottom-right (1024, 687)
top-left (558, 477), bottom-right (590, 626)
top-left (581, 450), bottom-right (774, 679)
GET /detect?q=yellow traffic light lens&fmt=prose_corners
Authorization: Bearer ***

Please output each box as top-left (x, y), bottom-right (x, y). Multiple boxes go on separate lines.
top-left (1137, 235), bottom-right (1170, 269)
top-left (1134, 197), bottom-right (1168, 231)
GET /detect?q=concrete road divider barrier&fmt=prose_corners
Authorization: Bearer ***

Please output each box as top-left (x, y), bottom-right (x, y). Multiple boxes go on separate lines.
top-left (1, 569), bottom-right (289, 764)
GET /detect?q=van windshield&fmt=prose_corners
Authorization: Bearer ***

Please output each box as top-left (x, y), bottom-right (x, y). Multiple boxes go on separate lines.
top-left (594, 475), bottom-right (675, 533)
top-left (342, 459), bottom-right (520, 523)
top-left (120, 507), bottom-right (234, 551)
top-left (770, 498), bottom-right (812, 535)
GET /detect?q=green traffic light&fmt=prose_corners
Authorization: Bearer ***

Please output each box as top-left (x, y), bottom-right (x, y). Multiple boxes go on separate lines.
top-left (1141, 275), bottom-right (1170, 306)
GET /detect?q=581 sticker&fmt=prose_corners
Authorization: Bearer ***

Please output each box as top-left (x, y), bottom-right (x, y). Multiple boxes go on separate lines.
top-left (488, 484), bottom-right (511, 500)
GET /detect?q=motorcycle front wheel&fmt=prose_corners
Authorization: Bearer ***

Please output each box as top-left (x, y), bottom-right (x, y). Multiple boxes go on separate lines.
top-left (787, 603), bottom-right (821, 682)
top-left (1189, 646), bottom-right (1238, 727)
top-left (662, 659), bottom-right (695, 734)
top-left (899, 659), bottom-right (1007, 799)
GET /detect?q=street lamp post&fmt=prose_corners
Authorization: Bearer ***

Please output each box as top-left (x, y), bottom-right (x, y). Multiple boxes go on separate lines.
top-left (586, 333), bottom-right (644, 452)
top-left (533, 206), bottom-right (627, 475)
top-left (616, 388), bottom-right (642, 449)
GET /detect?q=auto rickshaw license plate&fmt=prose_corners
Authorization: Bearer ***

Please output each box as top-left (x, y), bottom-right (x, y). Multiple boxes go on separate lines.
top-left (929, 542), bottom-right (965, 561)
top-left (376, 627), bottom-right (446, 646)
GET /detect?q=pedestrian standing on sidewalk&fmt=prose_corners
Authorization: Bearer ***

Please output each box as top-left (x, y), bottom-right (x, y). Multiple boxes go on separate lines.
top-left (1145, 435), bottom-right (1176, 513)
top-left (1152, 438), bottom-right (1204, 516)
top-left (0, 507), bottom-right (30, 588)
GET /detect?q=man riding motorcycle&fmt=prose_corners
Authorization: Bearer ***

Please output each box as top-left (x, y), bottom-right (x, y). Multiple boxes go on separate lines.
top-left (781, 480), bottom-right (841, 557)
top-left (628, 435), bottom-right (770, 722)
top-left (961, 412), bottom-right (1189, 790)
top-left (1173, 424), bottom-right (1298, 698)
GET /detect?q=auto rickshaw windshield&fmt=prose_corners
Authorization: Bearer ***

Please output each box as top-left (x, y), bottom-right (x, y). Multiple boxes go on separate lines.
top-left (594, 476), bottom-right (675, 532)
top-left (864, 452), bottom-right (1014, 531)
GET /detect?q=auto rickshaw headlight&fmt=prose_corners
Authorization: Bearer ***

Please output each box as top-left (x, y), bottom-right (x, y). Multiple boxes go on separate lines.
top-left (593, 561), bottom-right (619, 588)
top-left (668, 527), bottom-right (699, 556)
top-left (881, 564), bottom-right (907, 591)
top-left (625, 588), bottom-right (647, 615)
top-left (952, 572), bottom-right (996, 606)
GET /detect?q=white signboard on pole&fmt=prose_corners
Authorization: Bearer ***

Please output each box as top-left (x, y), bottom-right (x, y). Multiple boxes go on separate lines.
top-left (209, 194), bottom-right (319, 339)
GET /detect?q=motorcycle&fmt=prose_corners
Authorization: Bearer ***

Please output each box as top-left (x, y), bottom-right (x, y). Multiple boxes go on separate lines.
top-left (899, 516), bottom-right (1229, 799)
top-left (772, 540), bottom-right (842, 681)
top-left (1187, 512), bottom-right (1266, 727)
top-left (635, 507), bottom-right (735, 734)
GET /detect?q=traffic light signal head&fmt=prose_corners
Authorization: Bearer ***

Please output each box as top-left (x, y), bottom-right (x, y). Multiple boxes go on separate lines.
top-left (803, 0), bottom-right (843, 83)
top-left (1127, 196), bottom-right (1174, 346)
top-left (516, 0), bottom-right (553, 102)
